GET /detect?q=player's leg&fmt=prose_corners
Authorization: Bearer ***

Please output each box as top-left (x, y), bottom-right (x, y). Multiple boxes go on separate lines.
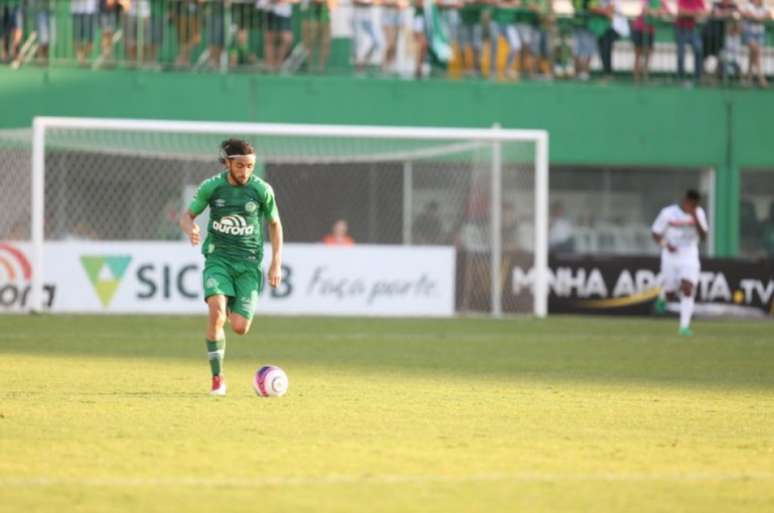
top-left (228, 263), bottom-right (261, 336)
top-left (203, 258), bottom-right (236, 395)
top-left (655, 257), bottom-right (679, 314)
top-left (677, 263), bottom-right (699, 336)
top-left (206, 295), bottom-right (228, 395)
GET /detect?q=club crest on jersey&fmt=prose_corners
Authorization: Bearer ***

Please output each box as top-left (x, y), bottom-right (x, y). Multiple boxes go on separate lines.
top-left (212, 215), bottom-right (255, 236)
top-left (245, 201), bottom-right (257, 213)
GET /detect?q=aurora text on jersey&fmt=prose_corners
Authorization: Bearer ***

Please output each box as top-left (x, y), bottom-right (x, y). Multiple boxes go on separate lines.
top-left (188, 172), bottom-right (280, 261)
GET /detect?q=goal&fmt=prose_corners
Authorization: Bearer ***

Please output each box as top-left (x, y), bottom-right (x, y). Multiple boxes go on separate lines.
top-left (19, 117), bottom-right (548, 316)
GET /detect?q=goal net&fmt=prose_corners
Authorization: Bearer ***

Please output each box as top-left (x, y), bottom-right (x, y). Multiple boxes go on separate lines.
top-left (3, 118), bottom-right (548, 317)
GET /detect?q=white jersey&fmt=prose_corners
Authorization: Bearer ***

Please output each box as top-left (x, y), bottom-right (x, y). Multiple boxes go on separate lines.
top-left (651, 204), bottom-right (708, 262)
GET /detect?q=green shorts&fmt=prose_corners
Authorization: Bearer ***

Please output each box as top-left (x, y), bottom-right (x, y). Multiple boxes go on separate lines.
top-left (203, 255), bottom-right (263, 320)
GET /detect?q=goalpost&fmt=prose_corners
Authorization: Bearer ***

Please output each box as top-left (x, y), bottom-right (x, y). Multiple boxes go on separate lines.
top-left (27, 116), bottom-right (549, 317)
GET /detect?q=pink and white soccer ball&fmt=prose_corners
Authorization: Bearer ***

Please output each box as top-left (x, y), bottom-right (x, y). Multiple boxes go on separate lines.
top-left (253, 365), bottom-right (288, 397)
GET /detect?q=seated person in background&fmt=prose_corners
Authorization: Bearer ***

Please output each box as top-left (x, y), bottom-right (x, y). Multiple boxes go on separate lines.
top-left (414, 201), bottom-right (445, 245)
top-left (229, 24), bottom-right (257, 67)
top-left (762, 202), bottom-right (774, 256)
top-left (323, 219), bottom-right (355, 245)
top-left (549, 201), bottom-right (575, 253)
top-left (739, 198), bottom-right (760, 254)
top-left (502, 201), bottom-right (520, 250)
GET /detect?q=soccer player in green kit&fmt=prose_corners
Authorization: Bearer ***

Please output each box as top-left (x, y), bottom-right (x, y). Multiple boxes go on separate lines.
top-left (180, 139), bottom-right (283, 396)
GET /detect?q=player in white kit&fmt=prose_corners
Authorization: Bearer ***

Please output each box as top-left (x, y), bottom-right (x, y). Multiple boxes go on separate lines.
top-left (651, 190), bottom-right (708, 336)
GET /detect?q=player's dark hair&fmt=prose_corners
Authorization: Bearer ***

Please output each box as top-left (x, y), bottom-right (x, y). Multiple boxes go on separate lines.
top-left (219, 139), bottom-right (255, 164)
top-left (685, 189), bottom-right (701, 202)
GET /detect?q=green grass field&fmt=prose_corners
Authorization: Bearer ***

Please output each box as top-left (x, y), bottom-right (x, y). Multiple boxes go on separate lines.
top-left (1, 314), bottom-right (773, 513)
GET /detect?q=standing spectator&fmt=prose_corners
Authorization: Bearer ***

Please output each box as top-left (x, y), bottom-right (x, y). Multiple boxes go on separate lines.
top-left (123, 0), bottom-right (159, 65)
top-left (352, 0), bottom-right (380, 73)
top-left (458, 0), bottom-right (485, 76)
top-left (323, 219), bottom-right (355, 245)
top-left (98, 0), bottom-right (121, 65)
top-left (414, 201), bottom-right (445, 244)
top-left (720, 16), bottom-right (743, 79)
top-left (71, 0), bottom-right (98, 66)
top-left (438, 0), bottom-right (462, 62)
top-left (534, 0), bottom-right (555, 78)
top-left (571, 0), bottom-right (596, 80)
top-left (206, 0), bottom-right (226, 69)
top-left (632, 0), bottom-right (671, 82)
top-left (231, 0), bottom-right (258, 68)
top-left (302, 0), bottom-right (334, 73)
top-left (0, 0), bottom-right (23, 63)
top-left (381, 0), bottom-right (403, 74)
top-left (265, 0), bottom-right (295, 72)
top-left (489, 0), bottom-right (521, 81)
top-left (514, 0), bottom-right (539, 77)
top-left (413, 0), bottom-right (429, 78)
top-left (705, 0), bottom-right (737, 80)
top-left (171, 0), bottom-right (202, 68)
top-left (741, 0), bottom-right (770, 87)
top-left (591, 0), bottom-right (617, 79)
top-left (675, 0), bottom-right (706, 83)
top-left (30, 0), bottom-right (52, 63)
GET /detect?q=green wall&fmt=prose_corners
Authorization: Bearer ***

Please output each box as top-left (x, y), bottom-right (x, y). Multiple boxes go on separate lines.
top-left (2, 68), bottom-right (773, 255)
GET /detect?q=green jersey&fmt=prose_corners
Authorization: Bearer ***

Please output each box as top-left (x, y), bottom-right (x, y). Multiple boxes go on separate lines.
top-left (188, 172), bottom-right (279, 262)
top-left (493, 5), bottom-right (517, 25)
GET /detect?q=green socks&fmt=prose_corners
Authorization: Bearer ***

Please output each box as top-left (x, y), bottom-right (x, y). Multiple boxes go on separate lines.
top-left (206, 338), bottom-right (226, 377)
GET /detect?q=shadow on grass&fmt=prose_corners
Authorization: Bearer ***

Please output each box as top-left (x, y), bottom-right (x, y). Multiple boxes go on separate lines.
top-left (1, 314), bottom-right (773, 391)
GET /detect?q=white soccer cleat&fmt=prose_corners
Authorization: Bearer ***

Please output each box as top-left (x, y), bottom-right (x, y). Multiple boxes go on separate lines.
top-left (210, 375), bottom-right (227, 397)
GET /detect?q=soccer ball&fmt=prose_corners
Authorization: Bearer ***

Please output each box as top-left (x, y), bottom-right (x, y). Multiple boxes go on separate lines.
top-left (253, 365), bottom-right (288, 397)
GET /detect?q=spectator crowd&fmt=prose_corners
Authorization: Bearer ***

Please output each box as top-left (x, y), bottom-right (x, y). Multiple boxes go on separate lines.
top-left (0, 0), bottom-right (771, 84)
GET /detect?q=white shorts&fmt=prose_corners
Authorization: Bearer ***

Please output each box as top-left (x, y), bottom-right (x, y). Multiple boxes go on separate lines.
top-left (660, 256), bottom-right (700, 293)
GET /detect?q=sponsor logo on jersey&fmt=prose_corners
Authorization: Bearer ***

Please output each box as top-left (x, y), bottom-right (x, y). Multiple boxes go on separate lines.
top-left (214, 199), bottom-right (226, 207)
top-left (212, 215), bottom-right (255, 236)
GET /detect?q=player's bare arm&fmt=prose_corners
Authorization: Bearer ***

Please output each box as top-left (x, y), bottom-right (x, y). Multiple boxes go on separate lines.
top-left (652, 231), bottom-right (676, 253)
top-left (180, 210), bottom-right (201, 245)
top-left (268, 218), bottom-right (283, 288)
top-left (691, 210), bottom-right (707, 241)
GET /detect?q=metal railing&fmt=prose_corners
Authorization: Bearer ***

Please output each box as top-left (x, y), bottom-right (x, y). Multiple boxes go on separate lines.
top-left (1, 0), bottom-right (773, 86)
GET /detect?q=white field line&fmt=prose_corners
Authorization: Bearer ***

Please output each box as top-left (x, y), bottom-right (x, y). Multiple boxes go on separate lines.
top-left (0, 332), bottom-right (602, 342)
top-left (0, 472), bottom-right (772, 488)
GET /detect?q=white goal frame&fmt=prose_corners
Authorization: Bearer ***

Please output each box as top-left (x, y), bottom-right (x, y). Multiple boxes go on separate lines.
top-left (30, 116), bottom-right (549, 317)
